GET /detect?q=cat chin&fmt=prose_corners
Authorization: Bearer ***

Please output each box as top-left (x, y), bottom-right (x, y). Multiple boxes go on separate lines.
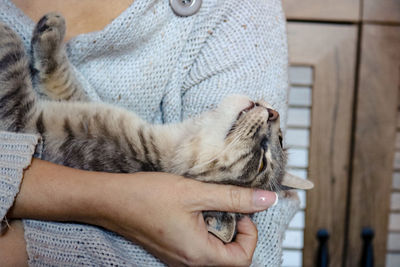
top-left (195, 95), bottom-right (261, 141)
top-left (216, 94), bottom-right (254, 121)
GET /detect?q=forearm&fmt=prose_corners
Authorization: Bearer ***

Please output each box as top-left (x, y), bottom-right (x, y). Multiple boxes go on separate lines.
top-left (0, 220), bottom-right (27, 266)
top-left (7, 158), bottom-right (173, 237)
top-left (8, 158), bottom-right (114, 226)
top-left (1, 158), bottom-right (111, 267)
top-left (2, 158), bottom-right (151, 266)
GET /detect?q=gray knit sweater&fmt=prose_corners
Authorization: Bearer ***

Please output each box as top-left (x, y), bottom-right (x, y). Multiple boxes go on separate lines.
top-left (0, 0), bottom-right (299, 265)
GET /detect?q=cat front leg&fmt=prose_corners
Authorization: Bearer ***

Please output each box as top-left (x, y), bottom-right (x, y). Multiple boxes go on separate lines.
top-left (31, 13), bottom-right (88, 102)
top-left (0, 23), bottom-right (37, 132)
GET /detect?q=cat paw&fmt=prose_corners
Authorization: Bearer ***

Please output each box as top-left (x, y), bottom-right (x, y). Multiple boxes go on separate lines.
top-left (203, 211), bottom-right (237, 243)
top-left (31, 13), bottom-right (66, 64)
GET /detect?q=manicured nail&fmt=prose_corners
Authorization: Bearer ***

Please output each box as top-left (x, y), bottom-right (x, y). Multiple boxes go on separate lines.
top-left (272, 192), bottom-right (279, 206)
top-left (253, 190), bottom-right (278, 209)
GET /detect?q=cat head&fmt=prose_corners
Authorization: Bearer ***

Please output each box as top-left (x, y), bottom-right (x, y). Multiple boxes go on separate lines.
top-left (177, 95), bottom-right (294, 191)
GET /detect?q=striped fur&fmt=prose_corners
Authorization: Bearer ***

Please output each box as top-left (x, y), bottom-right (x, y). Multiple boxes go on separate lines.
top-left (0, 24), bottom-right (37, 132)
top-left (0, 15), bottom-right (287, 243)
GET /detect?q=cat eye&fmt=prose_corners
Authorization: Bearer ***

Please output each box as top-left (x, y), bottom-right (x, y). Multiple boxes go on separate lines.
top-left (258, 154), bottom-right (267, 173)
top-left (258, 158), bottom-right (264, 173)
top-left (279, 135), bottom-right (283, 148)
top-left (258, 137), bottom-right (268, 173)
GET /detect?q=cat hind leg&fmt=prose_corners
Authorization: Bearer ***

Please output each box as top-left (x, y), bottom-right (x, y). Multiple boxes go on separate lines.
top-left (203, 211), bottom-right (239, 243)
top-left (31, 13), bottom-right (88, 101)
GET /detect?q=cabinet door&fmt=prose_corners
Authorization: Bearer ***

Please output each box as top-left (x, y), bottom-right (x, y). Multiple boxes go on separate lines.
top-left (348, 25), bottom-right (400, 267)
top-left (283, 0), bottom-right (360, 21)
top-left (363, 0), bottom-right (400, 24)
top-left (286, 23), bottom-right (357, 267)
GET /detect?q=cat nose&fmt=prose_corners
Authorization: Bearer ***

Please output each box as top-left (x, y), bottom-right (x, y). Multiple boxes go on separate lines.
top-left (267, 108), bottom-right (279, 121)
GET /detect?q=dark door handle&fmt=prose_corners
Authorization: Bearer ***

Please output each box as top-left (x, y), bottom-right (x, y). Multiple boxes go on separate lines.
top-left (361, 227), bottom-right (374, 267)
top-left (317, 229), bottom-right (329, 267)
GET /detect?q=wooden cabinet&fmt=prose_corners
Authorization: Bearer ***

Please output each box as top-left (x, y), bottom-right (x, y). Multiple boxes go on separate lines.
top-left (283, 0), bottom-right (360, 22)
top-left (348, 24), bottom-right (400, 267)
top-left (363, 0), bottom-right (400, 23)
top-left (284, 23), bottom-right (357, 267)
top-left (282, 1), bottom-right (400, 266)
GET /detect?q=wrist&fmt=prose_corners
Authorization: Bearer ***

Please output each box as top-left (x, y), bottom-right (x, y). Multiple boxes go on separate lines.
top-left (91, 172), bottom-right (154, 240)
top-left (91, 171), bottom-right (187, 246)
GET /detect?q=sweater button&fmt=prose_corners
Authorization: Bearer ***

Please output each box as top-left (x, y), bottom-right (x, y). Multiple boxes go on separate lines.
top-left (170, 0), bottom-right (202, 16)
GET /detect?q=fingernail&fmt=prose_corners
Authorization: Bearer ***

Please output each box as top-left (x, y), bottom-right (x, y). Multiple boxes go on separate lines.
top-left (272, 192), bottom-right (279, 206)
top-left (253, 190), bottom-right (278, 209)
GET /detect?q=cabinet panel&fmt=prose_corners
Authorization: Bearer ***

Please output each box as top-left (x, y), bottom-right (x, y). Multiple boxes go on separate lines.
top-left (287, 23), bottom-right (357, 267)
top-left (348, 25), bottom-right (400, 267)
top-left (363, 0), bottom-right (400, 24)
top-left (283, 0), bottom-right (360, 22)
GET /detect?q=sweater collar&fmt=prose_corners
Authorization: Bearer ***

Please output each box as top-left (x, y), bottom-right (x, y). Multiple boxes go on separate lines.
top-left (2, 0), bottom-right (164, 62)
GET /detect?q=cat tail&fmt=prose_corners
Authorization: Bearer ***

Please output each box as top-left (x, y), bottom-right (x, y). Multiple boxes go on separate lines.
top-left (0, 23), bottom-right (38, 132)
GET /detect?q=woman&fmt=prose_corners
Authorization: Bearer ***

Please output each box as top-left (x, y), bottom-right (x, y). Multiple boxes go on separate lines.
top-left (0, 0), bottom-right (298, 265)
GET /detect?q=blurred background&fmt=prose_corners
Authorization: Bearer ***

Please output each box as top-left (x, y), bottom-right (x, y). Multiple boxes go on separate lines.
top-left (280, 0), bottom-right (400, 266)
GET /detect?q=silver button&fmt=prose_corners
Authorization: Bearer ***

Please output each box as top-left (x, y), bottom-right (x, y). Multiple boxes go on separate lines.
top-left (170, 0), bottom-right (202, 17)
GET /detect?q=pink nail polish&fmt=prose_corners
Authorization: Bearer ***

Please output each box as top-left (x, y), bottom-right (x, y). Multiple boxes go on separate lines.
top-left (253, 190), bottom-right (278, 209)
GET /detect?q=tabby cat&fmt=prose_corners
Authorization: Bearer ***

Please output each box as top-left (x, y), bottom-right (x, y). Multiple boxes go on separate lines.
top-left (0, 13), bottom-right (313, 243)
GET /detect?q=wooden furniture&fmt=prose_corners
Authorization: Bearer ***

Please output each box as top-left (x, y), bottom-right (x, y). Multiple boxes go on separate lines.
top-left (283, 0), bottom-right (360, 22)
top-left (349, 24), bottom-right (400, 267)
top-left (282, 0), bottom-right (400, 266)
top-left (363, 0), bottom-right (400, 23)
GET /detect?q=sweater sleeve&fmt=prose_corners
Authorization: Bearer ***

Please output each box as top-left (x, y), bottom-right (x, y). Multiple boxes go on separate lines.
top-left (180, 0), bottom-right (298, 265)
top-left (0, 131), bottom-right (39, 234)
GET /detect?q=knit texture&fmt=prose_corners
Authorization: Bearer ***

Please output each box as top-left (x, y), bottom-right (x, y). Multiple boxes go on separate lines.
top-left (0, 132), bottom-right (39, 234)
top-left (0, 0), bottom-right (299, 265)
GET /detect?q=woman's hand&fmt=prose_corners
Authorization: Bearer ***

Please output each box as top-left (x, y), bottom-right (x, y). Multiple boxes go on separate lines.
top-left (97, 172), bottom-right (277, 266)
top-left (8, 159), bottom-right (277, 266)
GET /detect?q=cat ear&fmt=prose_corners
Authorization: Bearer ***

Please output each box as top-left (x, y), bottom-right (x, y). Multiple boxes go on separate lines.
top-left (281, 172), bottom-right (314, 190)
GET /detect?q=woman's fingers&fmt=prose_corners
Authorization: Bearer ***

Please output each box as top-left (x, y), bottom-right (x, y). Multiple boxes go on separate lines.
top-left (205, 216), bottom-right (258, 266)
top-left (230, 216), bottom-right (258, 261)
top-left (189, 181), bottom-right (278, 213)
